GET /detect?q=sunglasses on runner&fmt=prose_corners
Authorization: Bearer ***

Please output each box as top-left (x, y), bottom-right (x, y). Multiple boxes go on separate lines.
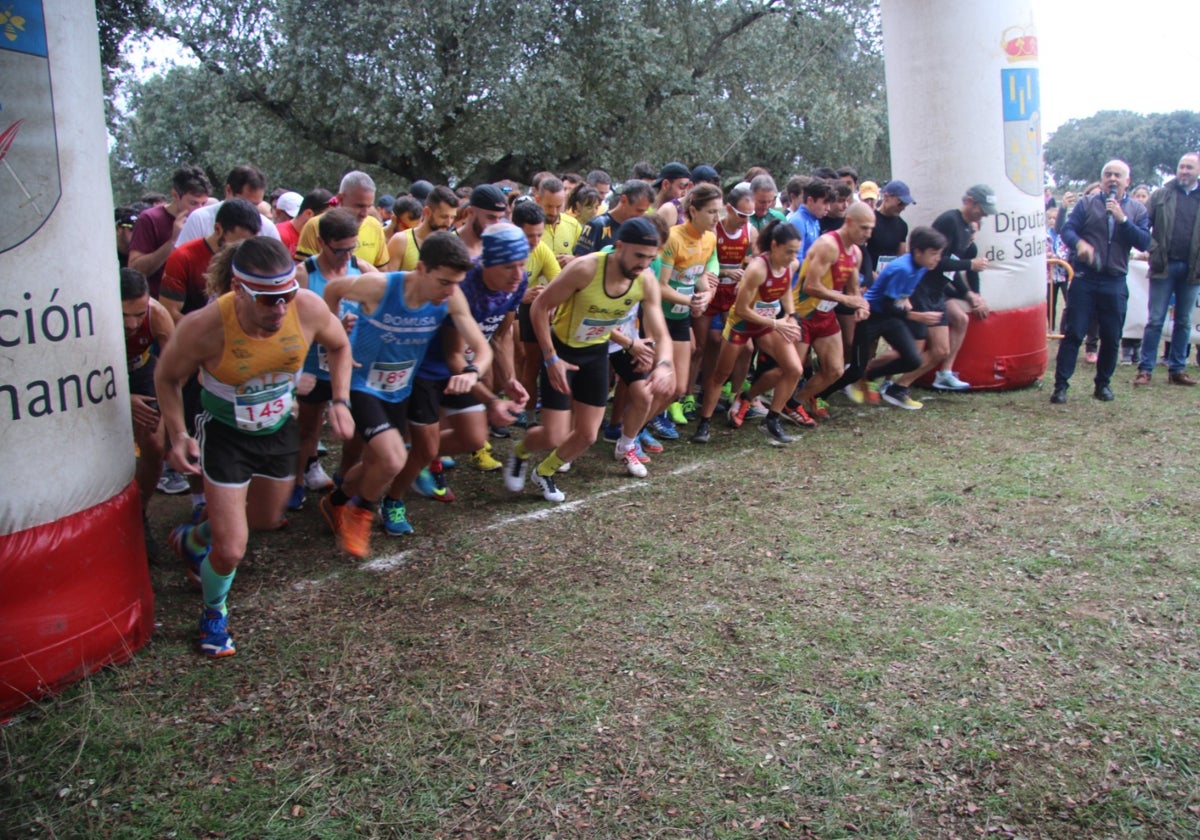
top-left (240, 282), bottom-right (299, 307)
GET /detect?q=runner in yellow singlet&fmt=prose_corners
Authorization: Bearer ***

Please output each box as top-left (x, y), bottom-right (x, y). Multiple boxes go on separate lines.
top-left (504, 218), bottom-right (674, 503)
top-left (156, 237), bottom-right (356, 658)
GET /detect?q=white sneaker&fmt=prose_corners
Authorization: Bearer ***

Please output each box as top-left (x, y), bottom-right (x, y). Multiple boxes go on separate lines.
top-left (531, 471), bottom-right (566, 502)
top-left (157, 466), bottom-right (189, 495)
top-left (933, 370), bottom-right (971, 390)
top-left (619, 446), bottom-right (648, 478)
top-left (503, 452), bottom-right (529, 492)
top-left (303, 459), bottom-right (334, 490)
top-left (557, 461), bottom-right (571, 473)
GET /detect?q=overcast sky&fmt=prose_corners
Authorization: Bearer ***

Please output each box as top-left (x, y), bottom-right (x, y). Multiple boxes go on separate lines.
top-left (1036, 0), bottom-right (1198, 136)
top-left (127, 1), bottom-right (1195, 143)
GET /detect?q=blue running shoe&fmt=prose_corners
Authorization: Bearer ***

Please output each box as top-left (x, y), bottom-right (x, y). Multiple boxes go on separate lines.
top-left (170, 523), bottom-right (209, 590)
top-left (381, 497), bottom-right (415, 536)
top-left (602, 422), bottom-right (623, 442)
top-left (637, 427), bottom-right (665, 453)
top-left (649, 413), bottom-right (679, 440)
top-left (430, 468), bottom-right (455, 503)
top-left (411, 467), bottom-right (436, 498)
top-left (287, 484), bottom-right (306, 511)
top-left (440, 456), bottom-right (457, 470)
top-left (198, 608), bottom-right (236, 658)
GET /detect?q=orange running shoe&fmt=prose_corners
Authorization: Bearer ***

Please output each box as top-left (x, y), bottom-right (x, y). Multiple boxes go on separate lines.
top-left (319, 495), bottom-right (343, 534)
top-left (338, 503), bottom-right (375, 558)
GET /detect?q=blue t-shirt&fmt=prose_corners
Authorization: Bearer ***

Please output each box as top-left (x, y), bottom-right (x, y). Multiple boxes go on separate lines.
top-left (350, 272), bottom-right (449, 402)
top-left (418, 261), bottom-right (526, 379)
top-left (301, 256), bottom-right (361, 381)
top-left (865, 254), bottom-right (928, 315)
top-left (786, 206), bottom-right (823, 263)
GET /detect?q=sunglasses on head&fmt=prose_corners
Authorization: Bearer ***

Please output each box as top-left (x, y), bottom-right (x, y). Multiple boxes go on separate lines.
top-left (241, 282), bottom-right (298, 307)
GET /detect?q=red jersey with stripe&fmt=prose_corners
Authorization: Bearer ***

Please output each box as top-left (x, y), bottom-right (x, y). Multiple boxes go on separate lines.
top-left (715, 219), bottom-right (751, 274)
top-left (709, 219), bottom-right (753, 314)
top-left (125, 309), bottom-right (155, 370)
top-left (723, 253), bottom-right (791, 341)
top-left (794, 230), bottom-right (859, 318)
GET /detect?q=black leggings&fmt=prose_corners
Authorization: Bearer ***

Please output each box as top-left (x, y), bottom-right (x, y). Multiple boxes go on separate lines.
top-left (823, 313), bottom-right (922, 395)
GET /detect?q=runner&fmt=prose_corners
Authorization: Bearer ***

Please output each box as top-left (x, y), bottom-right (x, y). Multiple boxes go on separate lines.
top-left (319, 232), bottom-right (494, 556)
top-left (651, 183), bottom-right (720, 439)
top-left (289, 208), bottom-right (365, 510)
top-left (697, 185), bottom-right (757, 413)
top-left (692, 218), bottom-right (804, 445)
top-left (380, 224), bottom-right (530, 535)
top-left (385, 185), bottom-right (460, 271)
top-left (790, 202), bottom-right (874, 413)
top-left (156, 237), bottom-right (356, 657)
top-left (121, 267), bottom-right (175, 528)
top-left (508, 218), bottom-right (675, 502)
top-left (851, 226), bottom-right (949, 409)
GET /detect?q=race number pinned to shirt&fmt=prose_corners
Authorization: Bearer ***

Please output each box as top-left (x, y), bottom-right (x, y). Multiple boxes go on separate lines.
top-left (234, 372), bottom-right (296, 431)
top-left (573, 316), bottom-right (622, 344)
top-left (367, 360), bottom-right (414, 394)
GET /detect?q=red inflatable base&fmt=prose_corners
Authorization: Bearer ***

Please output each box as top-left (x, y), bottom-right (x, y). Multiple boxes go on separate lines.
top-left (918, 302), bottom-right (1047, 391)
top-left (0, 481), bottom-right (154, 718)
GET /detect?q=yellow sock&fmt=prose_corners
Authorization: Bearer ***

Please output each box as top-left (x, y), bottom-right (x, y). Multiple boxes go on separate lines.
top-left (537, 450), bottom-right (565, 477)
top-left (514, 440), bottom-right (530, 460)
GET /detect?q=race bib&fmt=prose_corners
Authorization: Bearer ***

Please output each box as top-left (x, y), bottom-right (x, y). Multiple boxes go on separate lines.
top-left (754, 300), bottom-right (781, 317)
top-left (670, 283), bottom-right (695, 315)
top-left (816, 299), bottom-right (838, 313)
top-left (573, 316), bottom-right (622, 344)
top-left (367, 360), bottom-right (415, 393)
top-left (317, 344), bottom-right (329, 372)
top-left (718, 265), bottom-right (740, 285)
top-left (233, 374), bottom-right (295, 431)
top-left (611, 311), bottom-right (638, 342)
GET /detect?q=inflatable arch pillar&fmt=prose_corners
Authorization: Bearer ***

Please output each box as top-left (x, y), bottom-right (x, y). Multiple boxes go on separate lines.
top-left (0, 0), bottom-right (153, 717)
top-left (881, 0), bottom-right (1047, 389)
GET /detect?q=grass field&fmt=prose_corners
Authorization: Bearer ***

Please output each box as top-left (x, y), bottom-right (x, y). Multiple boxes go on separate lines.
top-left (4, 361), bottom-right (1200, 838)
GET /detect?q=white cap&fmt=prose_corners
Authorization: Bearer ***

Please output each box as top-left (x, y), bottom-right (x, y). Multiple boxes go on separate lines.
top-left (275, 191), bottom-right (303, 218)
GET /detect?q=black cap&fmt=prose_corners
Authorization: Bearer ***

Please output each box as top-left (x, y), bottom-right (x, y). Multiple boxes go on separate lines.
top-left (616, 216), bottom-right (660, 246)
top-left (654, 161), bottom-right (691, 187)
top-left (690, 164), bottom-right (720, 185)
top-left (115, 206), bottom-right (139, 227)
top-left (410, 180), bottom-right (434, 202)
top-left (469, 184), bottom-right (508, 212)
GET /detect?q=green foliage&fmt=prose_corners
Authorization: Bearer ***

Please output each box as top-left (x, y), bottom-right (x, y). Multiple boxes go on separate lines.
top-left (95, 0), bottom-right (158, 68)
top-left (1044, 109), bottom-right (1200, 186)
top-left (107, 0), bottom-right (889, 193)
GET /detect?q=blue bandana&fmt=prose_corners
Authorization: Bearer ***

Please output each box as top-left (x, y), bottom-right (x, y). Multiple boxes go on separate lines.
top-left (481, 224), bottom-right (530, 267)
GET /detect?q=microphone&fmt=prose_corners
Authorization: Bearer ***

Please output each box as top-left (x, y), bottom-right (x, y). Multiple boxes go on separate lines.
top-left (1107, 184), bottom-right (1117, 216)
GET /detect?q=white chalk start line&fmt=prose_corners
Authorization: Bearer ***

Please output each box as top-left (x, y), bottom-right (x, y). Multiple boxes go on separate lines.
top-left (337, 452), bottom-right (742, 578)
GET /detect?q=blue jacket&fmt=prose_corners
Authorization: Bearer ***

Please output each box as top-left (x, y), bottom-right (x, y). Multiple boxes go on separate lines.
top-left (1061, 192), bottom-right (1150, 277)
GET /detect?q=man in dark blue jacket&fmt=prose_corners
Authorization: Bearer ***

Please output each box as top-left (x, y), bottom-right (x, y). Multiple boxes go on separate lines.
top-left (1051, 160), bottom-right (1151, 404)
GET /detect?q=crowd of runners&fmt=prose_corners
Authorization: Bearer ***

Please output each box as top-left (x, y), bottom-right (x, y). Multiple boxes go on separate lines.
top-left (113, 159), bottom-right (1068, 658)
